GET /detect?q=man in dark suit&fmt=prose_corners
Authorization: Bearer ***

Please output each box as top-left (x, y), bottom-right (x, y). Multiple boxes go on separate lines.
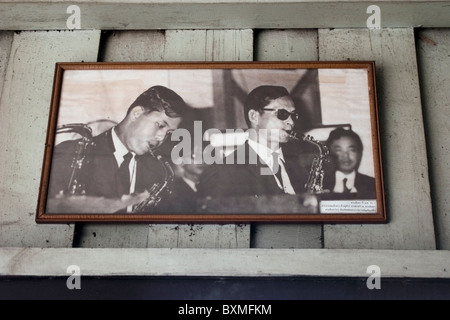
top-left (323, 127), bottom-right (376, 199)
top-left (47, 85), bottom-right (188, 213)
top-left (197, 85), bottom-right (308, 199)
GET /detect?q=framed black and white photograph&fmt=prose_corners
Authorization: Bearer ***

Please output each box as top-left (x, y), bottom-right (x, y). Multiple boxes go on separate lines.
top-left (36, 61), bottom-right (385, 223)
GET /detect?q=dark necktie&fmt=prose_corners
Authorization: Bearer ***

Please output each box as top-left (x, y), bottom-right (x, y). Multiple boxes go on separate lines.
top-left (117, 152), bottom-right (133, 196)
top-left (272, 152), bottom-right (283, 188)
top-left (343, 178), bottom-right (351, 193)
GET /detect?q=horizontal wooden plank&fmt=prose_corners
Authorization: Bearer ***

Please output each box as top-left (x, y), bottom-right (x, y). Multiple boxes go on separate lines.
top-left (1, 247), bottom-right (449, 278)
top-left (0, 1), bottom-right (449, 30)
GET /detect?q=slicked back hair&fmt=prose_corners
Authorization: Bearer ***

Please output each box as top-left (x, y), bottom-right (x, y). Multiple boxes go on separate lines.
top-left (244, 85), bottom-right (291, 127)
top-left (128, 85), bottom-right (187, 118)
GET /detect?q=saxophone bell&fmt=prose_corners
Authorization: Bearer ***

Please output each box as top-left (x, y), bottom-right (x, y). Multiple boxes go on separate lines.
top-left (132, 153), bottom-right (175, 213)
top-left (288, 130), bottom-right (330, 194)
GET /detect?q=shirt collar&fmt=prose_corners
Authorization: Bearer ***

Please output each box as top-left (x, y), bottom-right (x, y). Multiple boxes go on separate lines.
top-left (335, 170), bottom-right (356, 181)
top-left (247, 138), bottom-right (284, 167)
top-left (333, 170), bottom-right (357, 192)
top-left (112, 127), bottom-right (133, 165)
top-left (182, 177), bottom-right (197, 192)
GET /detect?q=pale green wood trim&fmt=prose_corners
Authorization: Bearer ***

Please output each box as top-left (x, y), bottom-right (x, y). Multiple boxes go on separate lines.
top-left (1, 247), bottom-right (449, 278)
top-left (0, 1), bottom-right (449, 30)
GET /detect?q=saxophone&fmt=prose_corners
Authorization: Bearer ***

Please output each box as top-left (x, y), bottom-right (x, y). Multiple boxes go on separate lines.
top-left (132, 152), bottom-right (175, 213)
top-left (288, 131), bottom-right (330, 194)
top-left (56, 123), bottom-right (95, 195)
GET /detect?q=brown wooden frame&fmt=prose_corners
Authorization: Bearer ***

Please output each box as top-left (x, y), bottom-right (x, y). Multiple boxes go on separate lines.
top-left (36, 61), bottom-right (385, 223)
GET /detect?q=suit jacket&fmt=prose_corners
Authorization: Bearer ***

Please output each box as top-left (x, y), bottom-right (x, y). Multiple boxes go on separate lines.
top-left (197, 141), bottom-right (308, 198)
top-left (48, 129), bottom-right (165, 199)
top-left (323, 170), bottom-right (377, 200)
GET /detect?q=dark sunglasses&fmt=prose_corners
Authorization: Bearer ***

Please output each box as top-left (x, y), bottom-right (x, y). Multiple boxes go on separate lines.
top-left (263, 108), bottom-right (299, 121)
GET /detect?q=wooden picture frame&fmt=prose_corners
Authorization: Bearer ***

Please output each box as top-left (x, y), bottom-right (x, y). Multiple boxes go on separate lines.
top-left (36, 61), bottom-right (385, 223)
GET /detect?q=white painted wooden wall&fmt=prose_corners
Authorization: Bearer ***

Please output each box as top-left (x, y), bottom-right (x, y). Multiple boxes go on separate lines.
top-left (0, 31), bottom-right (100, 247)
top-left (319, 28), bottom-right (435, 250)
top-left (1, 26), bottom-right (449, 276)
top-left (416, 29), bottom-right (450, 250)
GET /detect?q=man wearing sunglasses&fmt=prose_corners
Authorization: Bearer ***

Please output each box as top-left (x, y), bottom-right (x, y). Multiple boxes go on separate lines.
top-left (197, 85), bottom-right (308, 199)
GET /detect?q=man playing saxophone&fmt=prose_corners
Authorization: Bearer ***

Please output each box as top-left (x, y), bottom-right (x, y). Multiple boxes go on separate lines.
top-left (197, 85), bottom-right (313, 201)
top-left (47, 85), bottom-right (188, 213)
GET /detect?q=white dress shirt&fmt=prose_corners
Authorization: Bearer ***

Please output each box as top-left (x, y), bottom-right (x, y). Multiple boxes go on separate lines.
top-left (334, 170), bottom-right (358, 193)
top-left (182, 177), bottom-right (197, 192)
top-left (247, 139), bottom-right (295, 194)
top-left (111, 127), bottom-right (137, 195)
